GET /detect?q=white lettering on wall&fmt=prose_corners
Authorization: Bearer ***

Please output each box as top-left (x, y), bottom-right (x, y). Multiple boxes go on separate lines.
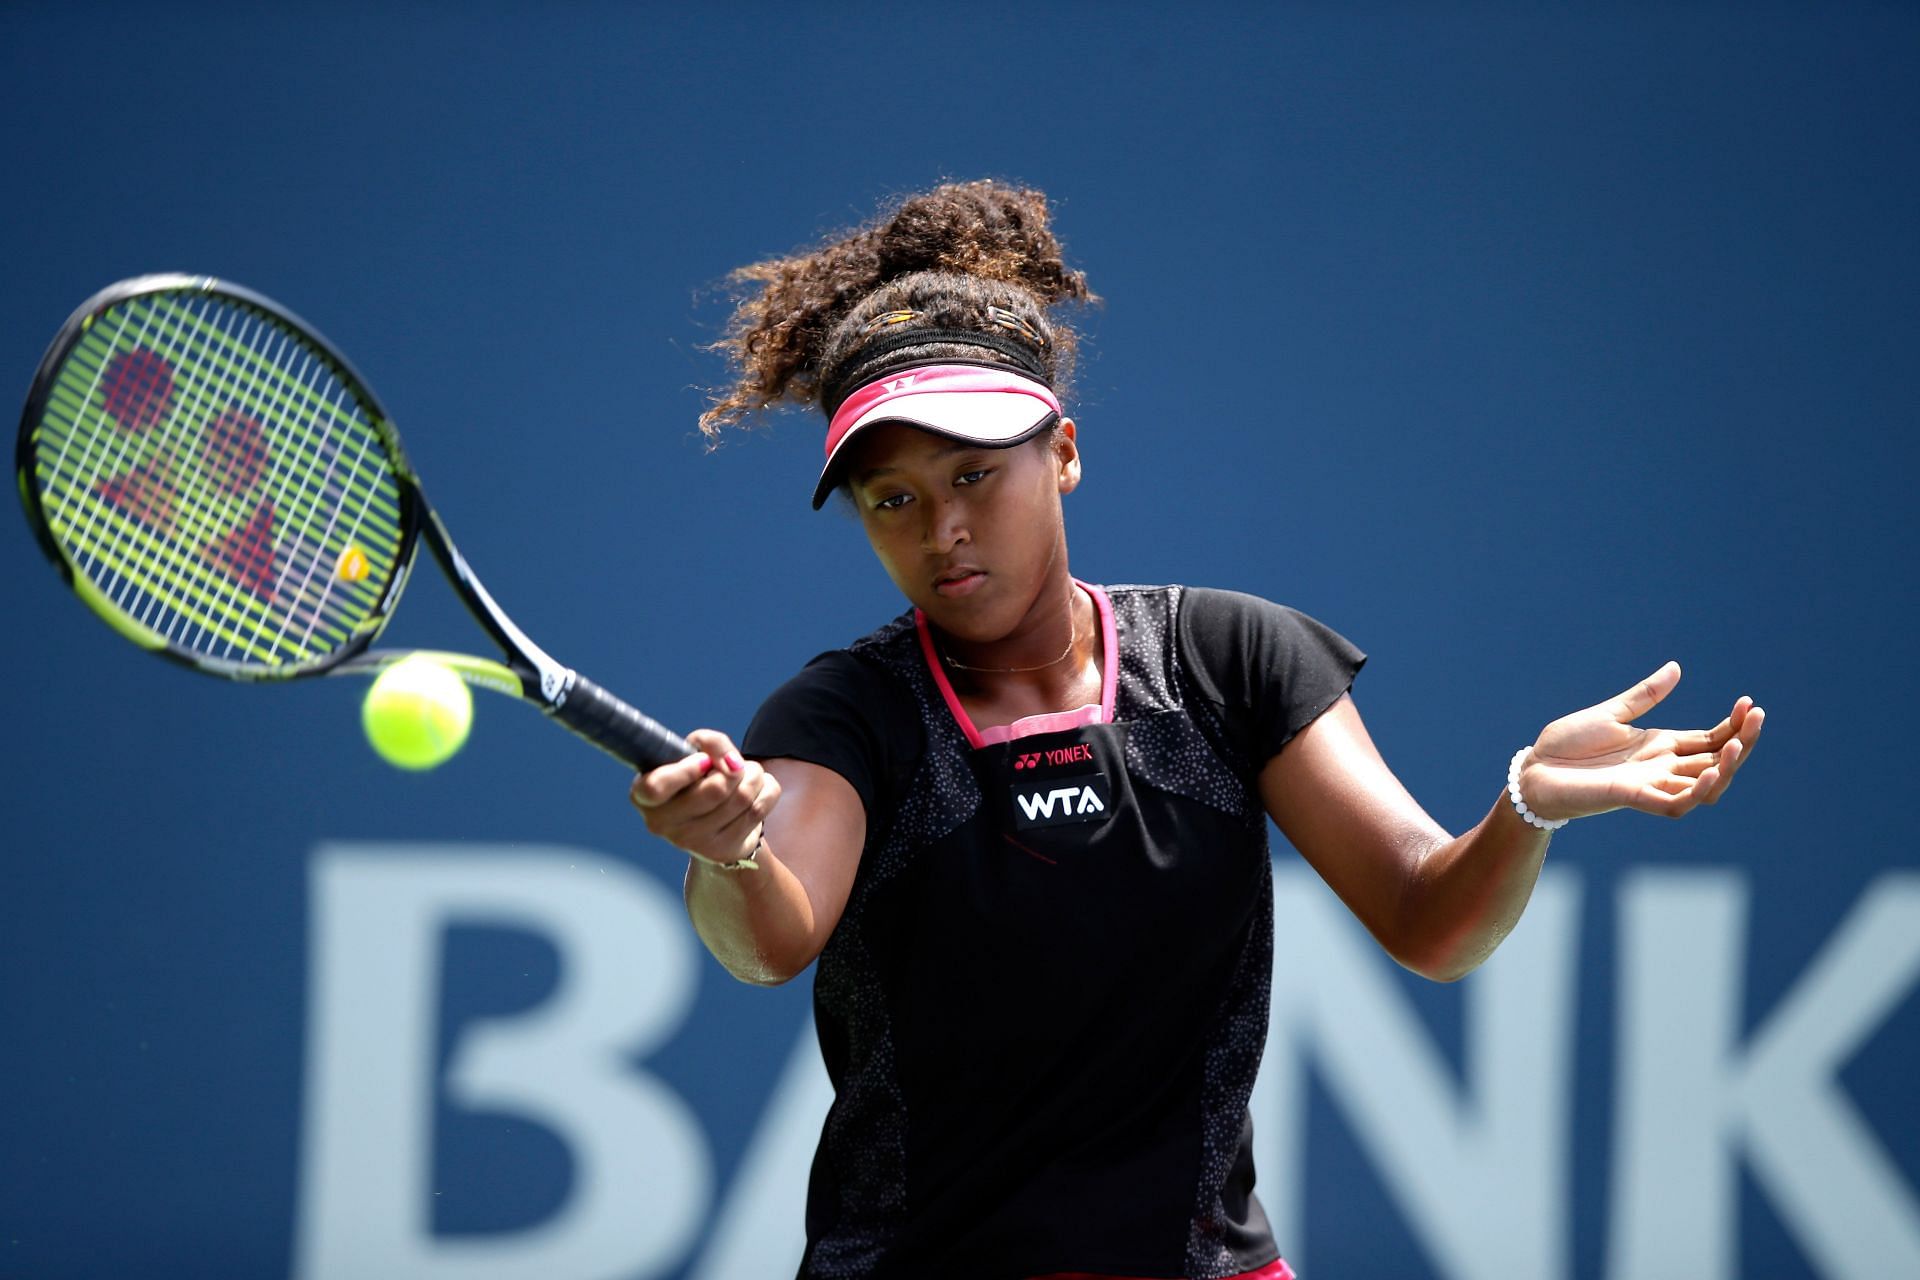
top-left (1606, 870), bottom-right (1920, 1280)
top-left (288, 849), bottom-right (1920, 1280)
top-left (685, 1018), bottom-right (835, 1280)
top-left (293, 844), bottom-right (711, 1280)
top-left (1255, 866), bottom-right (1580, 1279)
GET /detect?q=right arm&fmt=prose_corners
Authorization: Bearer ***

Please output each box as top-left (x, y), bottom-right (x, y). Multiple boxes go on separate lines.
top-left (630, 731), bottom-right (865, 985)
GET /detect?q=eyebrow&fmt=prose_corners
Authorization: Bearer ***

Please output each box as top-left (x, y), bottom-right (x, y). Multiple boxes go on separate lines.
top-left (850, 439), bottom-right (981, 486)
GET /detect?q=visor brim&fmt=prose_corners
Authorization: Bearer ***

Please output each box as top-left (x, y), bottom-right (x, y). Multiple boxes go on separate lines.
top-left (810, 397), bottom-right (1060, 508)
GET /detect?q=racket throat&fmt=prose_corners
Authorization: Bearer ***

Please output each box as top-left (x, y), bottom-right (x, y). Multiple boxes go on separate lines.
top-left (421, 508), bottom-right (570, 700)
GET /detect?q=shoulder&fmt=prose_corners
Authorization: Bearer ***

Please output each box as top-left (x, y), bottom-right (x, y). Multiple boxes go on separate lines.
top-left (1179, 584), bottom-right (1320, 627)
top-left (756, 609), bottom-right (922, 723)
top-left (1097, 582), bottom-right (1324, 627)
top-left (1097, 582), bottom-right (1351, 654)
top-left (1090, 581), bottom-right (1180, 641)
top-left (1091, 580), bottom-right (1360, 669)
top-left (843, 609), bottom-right (922, 671)
top-left (1172, 585), bottom-right (1366, 761)
top-left (1174, 586), bottom-right (1360, 660)
top-left (744, 611), bottom-right (928, 822)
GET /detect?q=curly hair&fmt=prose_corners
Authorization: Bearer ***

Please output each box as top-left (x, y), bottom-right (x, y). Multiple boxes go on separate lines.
top-left (700, 179), bottom-right (1096, 440)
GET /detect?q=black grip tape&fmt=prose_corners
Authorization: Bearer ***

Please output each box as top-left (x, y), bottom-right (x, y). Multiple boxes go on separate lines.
top-left (547, 674), bottom-right (693, 770)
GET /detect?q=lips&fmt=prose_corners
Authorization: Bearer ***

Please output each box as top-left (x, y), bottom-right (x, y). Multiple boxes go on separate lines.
top-left (933, 567), bottom-right (987, 598)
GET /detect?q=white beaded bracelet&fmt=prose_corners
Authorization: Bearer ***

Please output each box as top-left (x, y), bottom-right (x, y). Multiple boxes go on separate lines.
top-left (1508, 747), bottom-right (1569, 831)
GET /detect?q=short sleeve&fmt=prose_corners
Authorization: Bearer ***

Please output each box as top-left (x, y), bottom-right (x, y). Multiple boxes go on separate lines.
top-left (740, 649), bottom-right (922, 823)
top-left (1176, 587), bottom-right (1367, 765)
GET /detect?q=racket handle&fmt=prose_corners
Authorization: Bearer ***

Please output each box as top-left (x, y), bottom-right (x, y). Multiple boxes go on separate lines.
top-left (548, 673), bottom-right (694, 770)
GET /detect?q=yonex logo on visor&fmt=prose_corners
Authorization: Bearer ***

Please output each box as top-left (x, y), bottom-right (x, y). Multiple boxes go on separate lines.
top-left (813, 362), bottom-right (1062, 509)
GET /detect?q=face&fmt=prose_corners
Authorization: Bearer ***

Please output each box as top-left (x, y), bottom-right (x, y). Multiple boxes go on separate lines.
top-left (845, 421), bottom-right (1082, 646)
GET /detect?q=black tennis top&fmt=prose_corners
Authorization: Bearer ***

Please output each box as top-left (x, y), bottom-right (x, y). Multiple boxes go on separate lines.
top-left (742, 584), bottom-right (1366, 1280)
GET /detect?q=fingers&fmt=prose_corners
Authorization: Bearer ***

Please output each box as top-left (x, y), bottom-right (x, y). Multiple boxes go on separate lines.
top-left (1633, 718), bottom-right (1757, 817)
top-left (1667, 751), bottom-right (1720, 778)
top-left (684, 763), bottom-right (783, 860)
top-left (1701, 708), bottom-right (1763, 802)
top-left (686, 726), bottom-right (749, 778)
top-left (1609, 661), bottom-right (1682, 723)
top-left (1669, 692), bottom-right (1770, 753)
top-left (628, 750), bottom-right (714, 809)
top-left (629, 729), bottom-right (743, 807)
top-left (1629, 767), bottom-right (1716, 818)
top-left (1669, 697), bottom-right (1743, 754)
top-left (1546, 687), bottom-right (1765, 823)
top-left (1664, 700), bottom-right (1765, 796)
top-left (626, 728), bottom-right (781, 864)
top-left (1735, 703), bottom-right (1765, 759)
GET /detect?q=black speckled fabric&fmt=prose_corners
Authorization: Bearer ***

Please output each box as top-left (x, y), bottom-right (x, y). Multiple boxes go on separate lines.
top-left (743, 585), bottom-right (1365, 1280)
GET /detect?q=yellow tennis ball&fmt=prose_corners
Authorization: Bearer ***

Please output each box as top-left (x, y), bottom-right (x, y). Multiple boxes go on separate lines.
top-left (362, 655), bottom-right (473, 770)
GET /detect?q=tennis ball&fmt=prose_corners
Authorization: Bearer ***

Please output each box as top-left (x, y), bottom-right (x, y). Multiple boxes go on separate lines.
top-left (362, 655), bottom-right (473, 770)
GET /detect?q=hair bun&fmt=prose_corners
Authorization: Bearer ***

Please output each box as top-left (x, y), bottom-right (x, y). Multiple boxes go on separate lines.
top-left (701, 179), bottom-right (1093, 439)
top-left (876, 180), bottom-right (1090, 305)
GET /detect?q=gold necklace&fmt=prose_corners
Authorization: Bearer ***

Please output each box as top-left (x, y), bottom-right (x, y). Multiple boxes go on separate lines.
top-left (940, 616), bottom-right (1080, 674)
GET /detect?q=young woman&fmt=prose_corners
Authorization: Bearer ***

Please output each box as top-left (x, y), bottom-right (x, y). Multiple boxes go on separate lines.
top-left (630, 181), bottom-right (1764, 1280)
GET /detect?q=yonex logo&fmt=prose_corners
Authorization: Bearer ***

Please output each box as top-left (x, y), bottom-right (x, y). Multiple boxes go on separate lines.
top-left (1010, 743), bottom-right (1093, 771)
top-left (882, 373), bottom-right (921, 394)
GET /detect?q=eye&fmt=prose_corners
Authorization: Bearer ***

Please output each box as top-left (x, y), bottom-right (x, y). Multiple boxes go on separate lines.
top-left (955, 468), bottom-right (991, 487)
top-left (872, 492), bottom-right (913, 511)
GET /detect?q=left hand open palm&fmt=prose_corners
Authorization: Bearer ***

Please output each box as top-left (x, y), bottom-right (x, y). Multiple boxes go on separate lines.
top-left (1522, 661), bottom-right (1765, 821)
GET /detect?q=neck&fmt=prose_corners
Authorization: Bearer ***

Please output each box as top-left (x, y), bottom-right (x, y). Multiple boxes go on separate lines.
top-left (936, 580), bottom-right (1096, 698)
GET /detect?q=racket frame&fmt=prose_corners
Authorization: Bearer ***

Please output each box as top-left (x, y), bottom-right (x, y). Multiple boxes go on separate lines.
top-left (18, 274), bottom-right (690, 768)
top-left (18, 274), bottom-right (422, 680)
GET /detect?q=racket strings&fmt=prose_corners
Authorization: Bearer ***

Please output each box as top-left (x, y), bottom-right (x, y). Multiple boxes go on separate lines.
top-left (69, 302), bottom-right (299, 648)
top-left (29, 290), bottom-right (409, 669)
top-left (45, 301), bottom-right (335, 654)
top-left (47, 302), bottom-right (275, 653)
top-left (145, 298), bottom-right (400, 656)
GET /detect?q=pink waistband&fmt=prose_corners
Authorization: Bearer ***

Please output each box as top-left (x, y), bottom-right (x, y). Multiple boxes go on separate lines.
top-left (1029, 1259), bottom-right (1295, 1280)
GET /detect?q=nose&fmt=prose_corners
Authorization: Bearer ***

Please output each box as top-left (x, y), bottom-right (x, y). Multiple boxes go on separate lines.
top-left (923, 494), bottom-right (970, 554)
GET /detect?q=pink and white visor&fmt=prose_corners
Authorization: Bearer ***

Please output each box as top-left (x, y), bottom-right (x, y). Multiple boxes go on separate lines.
top-left (813, 363), bottom-right (1061, 508)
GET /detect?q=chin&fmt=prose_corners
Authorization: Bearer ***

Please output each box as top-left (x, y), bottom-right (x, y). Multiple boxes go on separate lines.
top-left (918, 594), bottom-right (1012, 643)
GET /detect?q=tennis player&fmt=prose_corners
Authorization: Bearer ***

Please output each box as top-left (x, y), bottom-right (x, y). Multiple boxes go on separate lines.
top-left (630, 180), bottom-right (1763, 1280)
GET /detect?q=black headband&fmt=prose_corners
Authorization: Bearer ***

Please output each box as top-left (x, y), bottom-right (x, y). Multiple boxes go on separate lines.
top-left (820, 328), bottom-right (1052, 416)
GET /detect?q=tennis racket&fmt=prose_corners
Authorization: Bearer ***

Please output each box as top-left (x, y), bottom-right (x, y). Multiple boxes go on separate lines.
top-left (16, 273), bottom-right (692, 770)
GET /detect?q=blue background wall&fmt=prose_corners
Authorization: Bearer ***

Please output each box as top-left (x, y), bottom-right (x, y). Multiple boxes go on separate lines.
top-left (2, 4), bottom-right (1916, 1278)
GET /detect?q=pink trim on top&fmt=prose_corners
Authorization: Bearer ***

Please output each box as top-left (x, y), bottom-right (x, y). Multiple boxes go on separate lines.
top-left (915, 582), bottom-right (1115, 751)
top-left (1090, 577), bottom-right (1118, 712)
top-left (977, 704), bottom-right (1103, 747)
top-left (915, 609), bottom-right (986, 750)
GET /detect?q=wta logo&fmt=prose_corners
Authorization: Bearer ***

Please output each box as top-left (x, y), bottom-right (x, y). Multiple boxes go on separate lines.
top-left (1009, 772), bottom-right (1111, 829)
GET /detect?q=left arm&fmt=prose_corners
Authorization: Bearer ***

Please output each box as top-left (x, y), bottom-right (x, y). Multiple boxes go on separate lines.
top-left (1261, 662), bottom-right (1764, 982)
